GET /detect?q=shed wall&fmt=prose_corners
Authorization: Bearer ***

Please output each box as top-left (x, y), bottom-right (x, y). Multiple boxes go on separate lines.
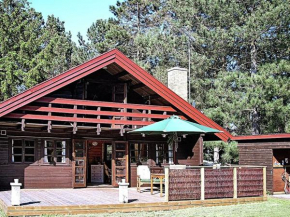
top-left (238, 140), bottom-right (290, 193)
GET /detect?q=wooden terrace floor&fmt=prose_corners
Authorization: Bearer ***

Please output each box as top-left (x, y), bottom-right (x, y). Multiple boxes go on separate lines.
top-left (0, 188), bottom-right (266, 216)
top-left (0, 187), bottom-right (164, 206)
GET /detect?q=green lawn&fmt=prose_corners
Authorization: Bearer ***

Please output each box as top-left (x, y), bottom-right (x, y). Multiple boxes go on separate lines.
top-left (1, 197), bottom-right (290, 217)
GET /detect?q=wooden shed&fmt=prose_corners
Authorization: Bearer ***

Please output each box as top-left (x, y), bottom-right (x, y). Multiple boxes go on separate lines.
top-left (235, 134), bottom-right (290, 194)
top-left (0, 49), bottom-right (230, 189)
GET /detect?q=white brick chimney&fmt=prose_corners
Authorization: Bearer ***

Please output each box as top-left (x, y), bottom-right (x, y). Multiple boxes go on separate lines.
top-left (167, 67), bottom-right (188, 101)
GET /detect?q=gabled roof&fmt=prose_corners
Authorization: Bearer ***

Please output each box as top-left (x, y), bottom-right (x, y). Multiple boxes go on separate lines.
top-left (0, 49), bottom-right (232, 141)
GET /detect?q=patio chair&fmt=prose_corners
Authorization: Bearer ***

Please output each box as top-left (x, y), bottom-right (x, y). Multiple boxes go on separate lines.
top-left (137, 165), bottom-right (161, 192)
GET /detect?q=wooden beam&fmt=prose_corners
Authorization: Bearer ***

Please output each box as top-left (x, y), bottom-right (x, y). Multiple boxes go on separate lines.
top-left (48, 103), bottom-right (52, 133)
top-left (21, 119), bottom-right (25, 131)
top-left (36, 97), bottom-right (176, 112)
top-left (96, 107), bottom-right (101, 135)
top-left (20, 105), bottom-right (173, 119)
top-left (85, 78), bottom-right (126, 84)
top-left (130, 83), bottom-right (145, 90)
top-left (73, 105), bottom-right (77, 134)
top-left (144, 94), bottom-right (161, 100)
top-left (4, 113), bottom-right (154, 126)
top-left (113, 71), bottom-right (127, 78)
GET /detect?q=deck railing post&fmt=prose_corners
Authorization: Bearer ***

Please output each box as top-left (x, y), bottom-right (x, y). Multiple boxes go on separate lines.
top-left (233, 167), bottom-right (237, 199)
top-left (200, 167), bottom-right (205, 200)
top-left (165, 167), bottom-right (169, 202)
top-left (263, 167), bottom-right (267, 198)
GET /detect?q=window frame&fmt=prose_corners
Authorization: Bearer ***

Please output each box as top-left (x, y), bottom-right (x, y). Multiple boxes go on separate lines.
top-left (129, 142), bottom-right (149, 164)
top-left (11, 139), bottom-right (36, 164)
top-left (129, 141), bottom-right (174, 165)
top-left (42, 140), bottom-right (68, 165)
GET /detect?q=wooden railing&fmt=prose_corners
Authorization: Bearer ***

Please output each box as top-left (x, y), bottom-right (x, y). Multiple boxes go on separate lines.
top-left (4, 97), bottom-right (182, 134)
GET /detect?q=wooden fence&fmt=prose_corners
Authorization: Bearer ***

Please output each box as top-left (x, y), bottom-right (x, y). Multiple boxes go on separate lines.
top-left (164, 166), bottom-right (266, 202)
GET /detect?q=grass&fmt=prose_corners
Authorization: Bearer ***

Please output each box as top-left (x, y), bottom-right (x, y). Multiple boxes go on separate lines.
top-left (1, 197), bottom-right (290, 217)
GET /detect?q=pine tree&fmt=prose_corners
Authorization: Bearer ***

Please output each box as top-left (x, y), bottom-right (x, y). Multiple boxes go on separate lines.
top-left (0, 0), bottom-right (73, 100)
top-left (73, 0), bottom-right (290, 135)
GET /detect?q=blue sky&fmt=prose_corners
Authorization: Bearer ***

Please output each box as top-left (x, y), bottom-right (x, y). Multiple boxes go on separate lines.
top-left (29, 0), bottom-right (119, 43)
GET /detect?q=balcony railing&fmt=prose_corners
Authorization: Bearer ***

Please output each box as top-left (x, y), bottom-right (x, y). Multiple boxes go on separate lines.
top-left (4, 97), bottom-right (183, 134)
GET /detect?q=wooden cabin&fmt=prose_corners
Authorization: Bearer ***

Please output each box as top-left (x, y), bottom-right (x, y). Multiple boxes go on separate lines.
top-left (235, 134), bottom-right (290, 194)
top-left (0, 49), bottom-right (230, 189)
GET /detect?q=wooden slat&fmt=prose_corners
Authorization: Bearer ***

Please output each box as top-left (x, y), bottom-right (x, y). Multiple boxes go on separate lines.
top-left (19, 106), bottom-right (173, 119)
top-left (36, 97), bottom-right (176, 112)
top-left (4, 113), bottom-right (154, 126)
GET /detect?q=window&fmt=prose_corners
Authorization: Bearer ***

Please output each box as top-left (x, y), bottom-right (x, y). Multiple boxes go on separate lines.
top-left (44, 140), bottom-right (66, 164)
top-left (130, 143), bottom-right (148, 163)
top-left (156, 143), bottom-right (174, 164)
top-left (12, 139), bottom-right (35, 163)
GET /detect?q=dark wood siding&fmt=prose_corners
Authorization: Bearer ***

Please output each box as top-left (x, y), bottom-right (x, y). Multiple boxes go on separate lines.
top-left (238, 140), bottom-right (290, 193)
top-left (130, 165), bottom-right (137, 187)
top-left (24, 166), bottom-right (72, 188)
top-left (0, 137), bottom-right (8, 165)
top-left (0, 133), bottom-right (73, 190)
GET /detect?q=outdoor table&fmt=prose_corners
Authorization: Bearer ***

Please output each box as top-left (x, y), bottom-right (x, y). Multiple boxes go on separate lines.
top-left (151, 173), bottom-right (165, 197)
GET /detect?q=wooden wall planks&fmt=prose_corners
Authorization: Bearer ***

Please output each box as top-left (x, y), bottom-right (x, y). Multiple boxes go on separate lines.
top-left (238, 140), bottom-right (290, 193)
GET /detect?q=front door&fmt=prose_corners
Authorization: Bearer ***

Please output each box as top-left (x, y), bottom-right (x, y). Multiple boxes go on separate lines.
top-left (72, 140), bottom-right (87, 188)
top-left (112, 141), bottom-right (129, 187)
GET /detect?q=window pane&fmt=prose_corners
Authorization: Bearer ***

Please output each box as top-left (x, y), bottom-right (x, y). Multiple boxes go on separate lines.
top-left (75, 142), bottom-right (84, 149)
top-left (139, 143), bottom-right (148, 163)
top-left (56, 157), bottom-right (62, 162)
top-left (62, 141), bottom-right (66, 149)
top-left (14, 156), bottom-right (22, 162)
top-left (76, 150), bottom-right (83, 157)
top-left (14, 148), bottom-right (22, 155)
top-left (47, 149), bottom-right (54, 155)
top-left (25, 140), bottom-right (34, 147)
top-left (62, 156), bottom-right (66, 163)
top-left (44, 156), bottom-right (48, 163)
top-left (25, 148), bottom-right (34, 155)
top-left (56, 141), bottom-right (62, 148)
top-left (75, 176), bottom-right (84, 183)
top-left (46, 141), bottom-right (54, 148)
top-left (56, 150), bottom-right (62, 156)
top-left (13, 140), bottom-right (22, 147)
top-left (48, 156), bottom-right (54, 163)
top-left (25, 156), bottom-right (34, 162)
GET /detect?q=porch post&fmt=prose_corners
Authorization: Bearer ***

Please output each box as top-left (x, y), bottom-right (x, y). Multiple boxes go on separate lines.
top-left (200, 167), bottom-right (205, 200)
top-left (233, 167), bottom-right (237, 199)
top-left (263, 167), bottom-right (267, 198)
top-left (165, 167), bottom-right (169, 202)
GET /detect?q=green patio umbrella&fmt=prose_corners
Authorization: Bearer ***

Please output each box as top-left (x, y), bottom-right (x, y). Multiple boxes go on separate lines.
top-left (128, 115), bottom-right (221, 151)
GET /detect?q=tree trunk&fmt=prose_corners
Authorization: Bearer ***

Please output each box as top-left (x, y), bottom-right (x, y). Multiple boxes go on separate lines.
top-left (250, 40), bottom-right (257, 74)
top-left (214, 147), bottom-right (219, 164)
top-left (251, 108), bottom-right (260, 135)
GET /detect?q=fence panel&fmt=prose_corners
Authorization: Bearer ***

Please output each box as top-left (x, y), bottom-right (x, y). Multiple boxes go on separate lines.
top-left (168, 169), bottom-right (201, 201)
top-left (237, 167), bottom-right (263, 197)
top-left (205, 168), bottom-right (234, 199)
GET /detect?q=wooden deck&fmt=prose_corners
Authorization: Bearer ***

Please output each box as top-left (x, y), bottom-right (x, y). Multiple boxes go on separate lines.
top-left (0, 188), bottom-right (266, 216)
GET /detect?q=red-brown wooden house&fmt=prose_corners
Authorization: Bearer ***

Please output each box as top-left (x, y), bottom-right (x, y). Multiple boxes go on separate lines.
top-left (0, 49), bottom-right (231, 189)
